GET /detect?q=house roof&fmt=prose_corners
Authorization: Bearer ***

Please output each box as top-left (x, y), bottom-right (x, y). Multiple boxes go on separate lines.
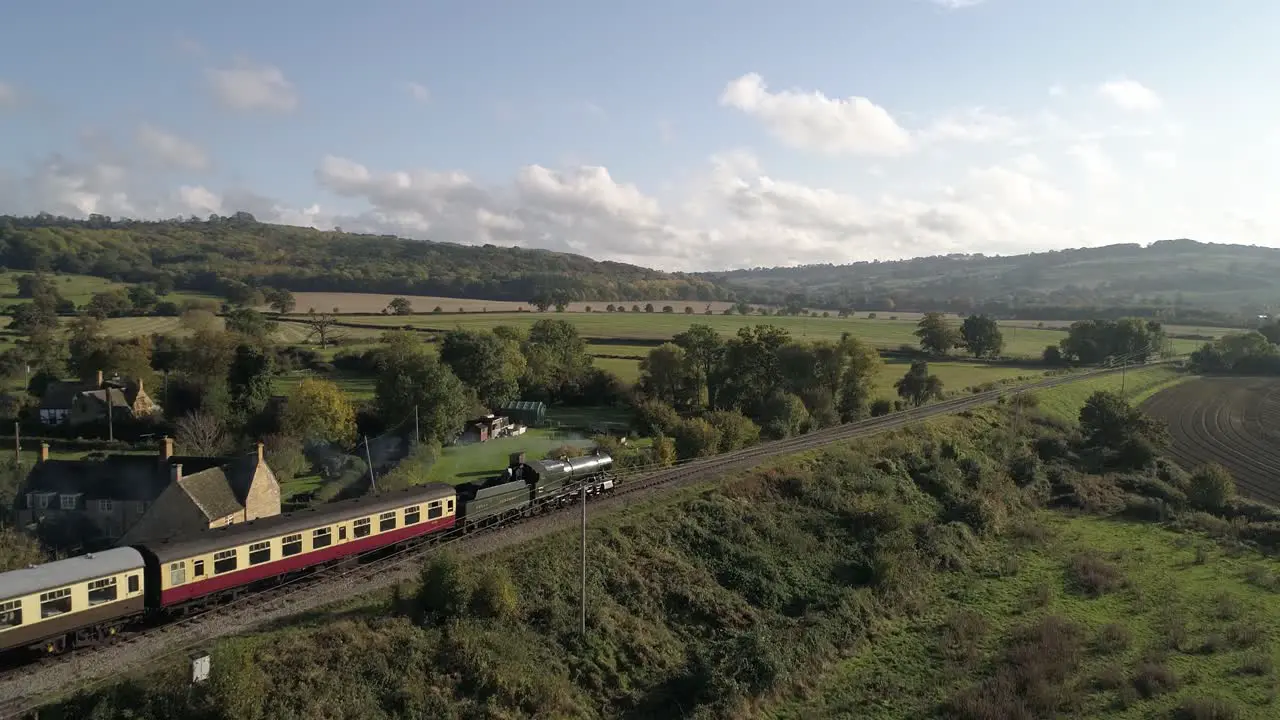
top-left (21, 454), bottom-right (229, 503)
top-left (78, 388), bottom-right (131, 409)
top-left (39, 380), bottom-right (95, 410)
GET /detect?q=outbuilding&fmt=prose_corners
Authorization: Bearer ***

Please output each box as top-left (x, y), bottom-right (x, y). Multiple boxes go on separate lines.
top-left (499, 400), bottom-right (546, 428)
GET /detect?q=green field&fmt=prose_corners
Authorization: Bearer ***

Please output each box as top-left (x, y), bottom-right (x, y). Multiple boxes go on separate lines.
top-left (1032, 365), bottom-right (1191, 423)
top-left (0, 272), bottom-right (217, 308)
top-left (788, 513), bottom-right (1280, 718)
top-left (871, 360), bottom-right (1048, 401)
top-left (271, 371), bottom-right (376, 400)
top-left (425, 428), bottom-right (597, 485)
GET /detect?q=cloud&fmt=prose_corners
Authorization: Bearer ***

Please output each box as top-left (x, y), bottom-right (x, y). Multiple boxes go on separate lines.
top-left (207, 57), bottom-right (298, 113)
top-left (720, 73), bottom-right (913, 156)
top-left (0, 81), bottom-right (19, 109)
top-left (931, 0), bottom-right (986, 8)
top-left (136, 124), bottom-right (209, 170)
top-left (1097, 78), bottom-right (1162, 112)
top-left (1048, 84), bottom-right (1065, 97)
top-left (406, 82), bottom-right (430, 103)
top-left (1068, 142), bottom-right (1118, 184)
top-left (1144, 150), bottom-right (1177, 170)
top-left (921, 108), bottom-right (1019, 144)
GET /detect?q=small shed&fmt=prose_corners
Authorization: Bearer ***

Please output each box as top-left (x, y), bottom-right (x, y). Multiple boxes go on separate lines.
top-left (501, 400), bottom-right (546, 428)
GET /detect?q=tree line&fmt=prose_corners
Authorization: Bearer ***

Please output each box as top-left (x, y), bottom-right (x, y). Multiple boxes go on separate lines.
top-left (0, 214), bottom-right (729, 304)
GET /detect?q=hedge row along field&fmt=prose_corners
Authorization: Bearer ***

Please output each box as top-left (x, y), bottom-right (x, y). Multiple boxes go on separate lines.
top-left (45, 402), bottom-right (1280, 719)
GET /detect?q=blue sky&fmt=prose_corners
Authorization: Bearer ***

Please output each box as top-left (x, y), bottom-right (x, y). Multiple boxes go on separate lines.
top-left (2, 0), bottom-right (1279, 270)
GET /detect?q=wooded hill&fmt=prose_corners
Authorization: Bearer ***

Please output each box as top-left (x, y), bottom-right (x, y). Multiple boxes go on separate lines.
top-left (704, 239), bottom-right (1280, 323)
top-left (0, 214), bottom-right (727, 304)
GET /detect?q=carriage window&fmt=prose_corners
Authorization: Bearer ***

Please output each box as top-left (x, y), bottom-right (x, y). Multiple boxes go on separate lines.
top-left (339, 525), bottom-right (347, 541)
top-left (447, 499), bottom-right (454, 513)
top-left (403, 505), bottom-right (420, 525)
top-left (0, 599), bottom-right (22, 629)
top-left (40, 588), bottom-right (72, 618)
top-left (282, 534), bottom-right (303, 557)
top-left (88, 577), bottom-right (119, 606)
top-left (169, 562), bottom-right (186, 586)
top-left (213, 549), bottom-right (238, 575)
top-left (193, 560), bottom-right (205, 577)
top-left (128, 575), bottom-right (139, 593)
top-left (428, 501), bottom-right (443, 520)
top-left (379, 511), bottom-right (397, 532)
top-left (312, 527), bottom-right (332, 549)
top-left (248, 541), bottom-right (271, 566)
top-left (353, 518), bottom-right (371, 538)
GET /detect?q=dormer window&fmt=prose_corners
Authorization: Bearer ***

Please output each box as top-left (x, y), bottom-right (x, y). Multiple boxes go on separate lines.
top-left (33, 492), bottom-right (55, 509)
top-left (59, 493), bottom-right (81, 510)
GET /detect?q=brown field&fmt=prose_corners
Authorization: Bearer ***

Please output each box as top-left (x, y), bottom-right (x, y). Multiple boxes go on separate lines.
top-left (272, 293), bottom-right (752, 315)
top-left (1142, 376), bottom-right (1280, 505)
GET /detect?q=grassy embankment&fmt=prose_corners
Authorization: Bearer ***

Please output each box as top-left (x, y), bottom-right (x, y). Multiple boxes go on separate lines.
top-left (44, 401), bottom-right (1280, 720)
top-left (1032, 365), bottom-right (1194, 424)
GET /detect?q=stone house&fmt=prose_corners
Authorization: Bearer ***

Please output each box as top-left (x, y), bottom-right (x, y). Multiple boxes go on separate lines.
top-left (16, 437), bottom-right (281, 548)
top-left (38, 370), bottom-right (161, 428)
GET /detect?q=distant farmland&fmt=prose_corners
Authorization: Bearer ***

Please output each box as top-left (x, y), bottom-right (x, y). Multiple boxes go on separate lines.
top-left (272, 293), bottom-right (748, 315)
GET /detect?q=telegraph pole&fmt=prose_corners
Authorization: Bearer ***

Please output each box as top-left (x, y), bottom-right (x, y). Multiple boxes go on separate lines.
top-left (414, 406), bottom-right (420, 445)
top-left (14, 422), bottom-right (20, 470)
top-left (107, 397), bottom-right (114, 443)
top-left (580, 483), bottom-right (587, 636)
top-left (364, 436), bottom-right (378, 492)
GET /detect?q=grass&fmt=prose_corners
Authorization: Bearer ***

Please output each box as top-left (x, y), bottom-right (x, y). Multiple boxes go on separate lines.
top-left (424, 428), bottom-right (597, 485)
top-left (0, 272), bottom-right (216, 308)
top-left (270, 371), bottom-right (376, 400)
top-left (323, 311), bottom-right (1072, 358)
top-left (1033, 365), bottom-right (1191, 424)
top-left (782, 514), bottom-right (1280, 719)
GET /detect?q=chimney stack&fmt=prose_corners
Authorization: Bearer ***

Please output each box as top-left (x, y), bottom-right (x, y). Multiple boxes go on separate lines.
top-left (171, 463), bottom-right (183, 484)
top-left (39, 443), bottom-right (49, 463)
top-left (94, 370), bottom-right (103, 388)
top-left (256, 442), bottom-right (264, 464)
top-left (160, 436), bottom-right (174, 462)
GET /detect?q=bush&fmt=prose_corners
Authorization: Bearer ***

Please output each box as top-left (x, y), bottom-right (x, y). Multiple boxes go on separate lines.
top-left (1065, 552), bottom-right (1126, 597)
top-left (672, 417), bottom-right (722, 460)
top-left (469, 567), bottom-right (519, 621)
top-left (940, 609), bottom-right (988, 668)
top-left (416, 552), bottom-right (471, 625)
top-left (1173, 697), bottom-right (1241, 720)
top-left (1187, 463), bottom-right (1236, 512)
top-left (942, 615), bottom-right (1085, 719)
top-left (869, 399), bottom-right (893, 417)
top-left (1237, 652), bottom-right (1273, 676)
top-left (1094, 623), bottom-right (1132, 655)
top-left (1131, 662), bottom-right (1180, 698)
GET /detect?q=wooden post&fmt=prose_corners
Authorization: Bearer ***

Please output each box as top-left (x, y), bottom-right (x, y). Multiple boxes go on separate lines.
top-left (13, 421), bottom-right (20, 470)
top-left (580, 482), bottom-right (587, 636)
top-left (364, 436), bottom-right (378, 492)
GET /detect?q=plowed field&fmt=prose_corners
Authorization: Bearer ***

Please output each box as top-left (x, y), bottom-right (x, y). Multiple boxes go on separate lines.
top-left (1141, 376), bottom-right (1280, 504)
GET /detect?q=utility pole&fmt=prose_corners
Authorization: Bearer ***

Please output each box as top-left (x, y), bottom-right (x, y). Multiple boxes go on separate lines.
top-left (14, 422), bottom-right (20, 470)
top-left (1120, 356), bottom-right (1127, 398)
top-left (364, 436), bottom-right (378, 492)
top-left (107, 395), bottom-right (114, 443)
top-left (580, 482), bottom-right (587, 636)
top-left (414, 406), bottom-right (420, 445)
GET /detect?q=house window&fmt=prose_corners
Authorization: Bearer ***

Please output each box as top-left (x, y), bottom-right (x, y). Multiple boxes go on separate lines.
top-left (88, 577), bottom-right (118, 606)
top-left (0, 599), bottom-right (21, 629)
top-left (248, 541), bottom-right (271, 566)
top-left (213, 549), bottom-right (237, 575)
top-left (169, 562), bottom-right (186, 587)
top-left (127, 575), bottom-right (139, 593)
top-left (59, 494), bottom-right (79, 510)
top-left (404, 506), bottom-right (421, 525)
top-left (282, 534), bottom-right (303, 557)
top-left (193, 560), bottom-right (205, 577)
top-left (40, 588), bottom-right (72, 618)
top-left (428, 502), bottom-right (443, 520)
top-left (379, 511), bottom-right (397, 533)
top-left (98, 499), bottom-right (114, 513)
top-left (353, 518), bottom-right (371, 538)
top-left (312, 527), bottom-right (332, 549)
top-left (36, 494), bottom-right (52, 510)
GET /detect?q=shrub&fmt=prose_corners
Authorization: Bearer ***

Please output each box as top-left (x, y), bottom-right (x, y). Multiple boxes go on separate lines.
top-left (1094, 623), bottom-right (1132, 655)
top-left (1237, 652), bottom-right (1273, 676)
top-left (469, 567), bottom-right (519, 621)
top-left (869, 399), bottom-right (893, 417)
top-left (940, 609), bottom-right (988, 668)
top-left (1131, 662), bottom-right (1180, 698)
top-left (942, 615), bottom-right (1085, 719)
top-left (1173, 697), bottom-right (1241, 720)
top-left (1187, 463), bottom-right (1236, 512)
top-left (416, 552), bottom-right (471, 625)
top-left (1066, 552), bottom-right (1126, 597)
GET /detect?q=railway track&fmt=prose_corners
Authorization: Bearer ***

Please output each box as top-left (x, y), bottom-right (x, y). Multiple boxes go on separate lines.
top-left (0, 360), bottom-right (1168, 718)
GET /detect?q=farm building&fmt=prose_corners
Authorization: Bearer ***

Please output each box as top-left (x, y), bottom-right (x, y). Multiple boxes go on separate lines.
top-left (460, 415), bottom-right (513, 443)
top-left (37, 370), bottom-right (161, 429)
top-left (500, 400), bottom-right (546, 428)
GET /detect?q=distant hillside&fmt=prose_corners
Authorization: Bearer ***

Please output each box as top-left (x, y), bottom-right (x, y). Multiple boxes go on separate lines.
top-left (703, 239), bottom-right (1280, 323)
top-left (0, 213), bottom-right (728, 304)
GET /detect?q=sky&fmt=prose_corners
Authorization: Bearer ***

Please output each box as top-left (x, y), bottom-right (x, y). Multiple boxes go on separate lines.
top-left (2, 0), bottom-right (1280, 272)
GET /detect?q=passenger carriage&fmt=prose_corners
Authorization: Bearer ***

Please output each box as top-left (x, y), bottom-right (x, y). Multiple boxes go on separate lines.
top-left (0, 547), bottom-right (147, 654)
top-left (136, 483), bottom-right (457, 610)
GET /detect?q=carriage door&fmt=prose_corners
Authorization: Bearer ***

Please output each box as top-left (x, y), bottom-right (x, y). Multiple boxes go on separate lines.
top-left (339, 525), bottom-right (348, 541)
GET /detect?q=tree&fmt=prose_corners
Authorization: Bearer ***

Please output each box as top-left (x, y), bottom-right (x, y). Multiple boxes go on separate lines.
top-left (416, 552), bottom-right (471, 625)
top-left (302, 309), bottom-right (342, 348)
top-left (672, 417), bottom-right (722, 459)
top-left (84, 290), bottom-right (133, 318)
top-left (438, 329), bottom-right (525, 409)
top-left (227, 343), bottom-right (274, 419)
top-left (895, 360), bottom-right (944, 407)
top-left (224, 308), bottom-right (276, 342)
top-left (281, 377), bottom-right (356, 445)
top-left (175, 410), bottom-right (230, 456)
top-left (387, 297), bottom-right (413, 315)
top-left (264, 288), bottom-right (297, 315)
top-left (759, 391), bottom-right (809, 439)
top-left (704, 409), bottom-right (761, 452)
top-left (915, 312), bottom-right (959, 356)
top-left (0, 526), bottom-right (47, 573)
top-left (469, 567), bottom-right (519, 621)
top-left (639, 343), bottom-right (692, 408)
top-left (1078, 390), bottom-right (1168, 452)
top-left (10, 301), bottom-right (57, 335)
top-left (1187, 463), bottom-right (1236, 512)
top-left (126, 285), bottom-right (159, 313)
top-left (631, 399), bottom-right (680, 437)
top-left (959, 314), bottom-right (1004, 358)
top-left (672, 324), bottom-right (725, 408)
top-left (374, 344), bottom-right (470, 443)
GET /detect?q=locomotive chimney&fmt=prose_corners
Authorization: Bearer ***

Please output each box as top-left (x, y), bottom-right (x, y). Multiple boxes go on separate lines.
top-left (256, 441), bottom-right (264, 464)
